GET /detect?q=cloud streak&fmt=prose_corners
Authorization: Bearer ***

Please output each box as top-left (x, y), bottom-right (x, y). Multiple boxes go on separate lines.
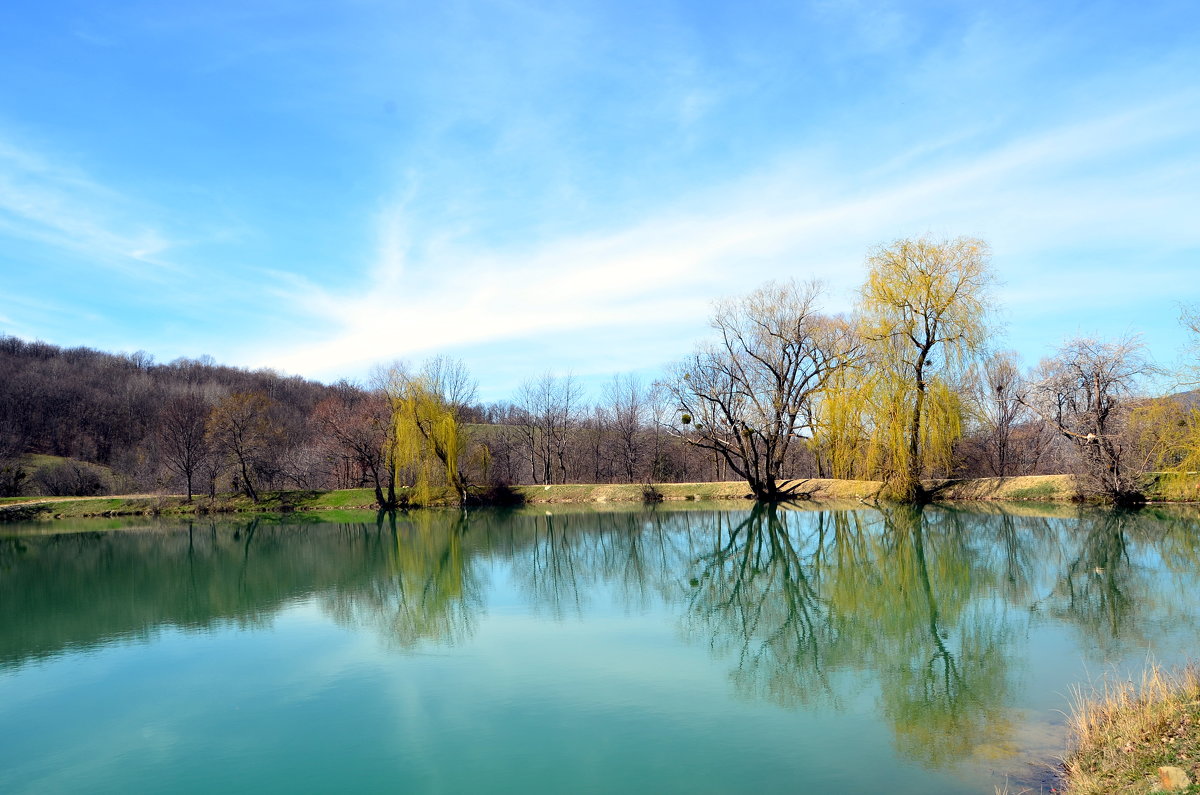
top-left (0, 135), bottom-right (182, 277)
top-left (3, 0), bottom-right (1197, 391)
top-left (253, 92), bottom-right (1200, 388)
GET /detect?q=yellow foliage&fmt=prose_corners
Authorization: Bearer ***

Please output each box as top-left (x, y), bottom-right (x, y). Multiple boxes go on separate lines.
top-left (387, 371), bottom-right (470, 505)
top-left (853, 236), bottom-right (994, 497)
top-left (812, 366), bottom-right (871, 479)
top-left (920, 379), bottom-right (964, 476)
top-left (860, 237), bottom-right (992, 364)
top-left (1129, 397), bottom-right (1200, 473)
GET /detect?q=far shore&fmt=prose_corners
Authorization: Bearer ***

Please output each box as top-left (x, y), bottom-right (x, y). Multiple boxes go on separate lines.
top-left (4, 472), bottom-right (1200, 522)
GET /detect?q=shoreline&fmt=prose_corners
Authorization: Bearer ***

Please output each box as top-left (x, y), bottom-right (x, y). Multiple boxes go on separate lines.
top-left (3, 473), bottom-right (1198, 522)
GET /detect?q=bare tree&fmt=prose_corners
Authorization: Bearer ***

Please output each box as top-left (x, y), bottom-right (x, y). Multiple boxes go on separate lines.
top-left (1179, 304), bottom-right (1200, 387)
top-left (480, 402), bottom-right (528, 484)
top-left (515, 373), bottom-right (582, 484)
top-left (662, 280), bottom-right (859, 502)
top-left (604, 374), bottom-right (647, 482)
top-left (157, 393), bottom-right (211, 501)
top-left (0, 419), bottom-right (28, 497)
top-left (419, 355), bottom-right (479, 411)
top-left (312, 392), bottom-right (392, 506)
top-left (206, 392), bottom-right (282, 502)
top-left (1022, 336), bottom-right (1157, 502)
top-left (971, 351), bottom-right (1027, 477)
top-left (574, 405), bottom-right (610, 483)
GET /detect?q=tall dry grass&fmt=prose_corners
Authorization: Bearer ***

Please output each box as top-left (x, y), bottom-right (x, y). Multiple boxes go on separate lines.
top-left (1061, 663), bottom-right (1200, 794)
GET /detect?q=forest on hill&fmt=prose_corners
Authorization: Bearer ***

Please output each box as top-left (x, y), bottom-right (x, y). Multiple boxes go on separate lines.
top-left (0, 334), bottom-right (737, 500)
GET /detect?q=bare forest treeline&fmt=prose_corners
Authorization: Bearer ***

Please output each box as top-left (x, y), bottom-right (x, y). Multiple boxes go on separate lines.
top-left (0, 338), bottom-right (758, 499)
top-left (0, 333), bottom-right (1097, 501)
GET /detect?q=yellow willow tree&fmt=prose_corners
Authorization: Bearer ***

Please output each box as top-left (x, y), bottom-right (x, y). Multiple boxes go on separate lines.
top-left (810, 366), bottom-right (866, 479)
top-left (1145, 304), bottom-right (1200, 483)
top-left (382, 357), bottom-right (477, 507)
top-left (1128, 397), bottom-right (1199, 474)
top-left (857, 237), bottom-right (995, 501)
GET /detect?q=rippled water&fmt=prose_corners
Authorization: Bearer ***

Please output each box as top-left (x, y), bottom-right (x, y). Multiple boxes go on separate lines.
top-left (2, 502), bottom-right (1199, 794)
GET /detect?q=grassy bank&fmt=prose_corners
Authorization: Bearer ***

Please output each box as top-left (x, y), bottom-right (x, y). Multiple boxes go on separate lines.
top-left (928, 474), bottom-right (1076, 501)
top-left (1059, 664), bottom-right (1200, 794)
top-left (0, 488), bottom-right (384, 521)
top-left (0, 477), bottom-right (919, 521)
top-left (0, 481), bottom-right (768, 521)
top-left (523, 474), bottom-right (1102, 504)
top-left (517, 478), bottom-right (885, 503)
top-left (2, 472), bottom-right (1192, 522)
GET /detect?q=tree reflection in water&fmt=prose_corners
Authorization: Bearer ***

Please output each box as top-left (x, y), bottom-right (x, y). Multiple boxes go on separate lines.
top-left (675, 503), bottom-right (1200, 767)
top-left (679, 504), bottom-right (1014, 765)
top-left (511, 510), bottom-right (688, 618)
top-left (5, 504), bottom-right (1200, 773)
top-left (319, 510), bottom-right (483, 649)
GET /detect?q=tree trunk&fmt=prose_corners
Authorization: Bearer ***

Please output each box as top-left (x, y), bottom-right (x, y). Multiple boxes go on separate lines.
top-left (238, 455), bottom-right (258, 502)
top-left (896, 352), bottom-right (931, 503)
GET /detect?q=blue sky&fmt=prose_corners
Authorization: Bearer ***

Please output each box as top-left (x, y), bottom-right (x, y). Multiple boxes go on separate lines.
top-left (1, 0), bottom-right (1197, 398)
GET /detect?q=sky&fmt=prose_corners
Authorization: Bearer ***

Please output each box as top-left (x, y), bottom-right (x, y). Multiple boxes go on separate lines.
top-left (1, 0), bottom-right (1198, 399)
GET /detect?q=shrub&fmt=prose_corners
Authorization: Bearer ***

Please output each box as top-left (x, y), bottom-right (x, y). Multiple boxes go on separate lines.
top-left (30, 461), bottom-right (110, 497)
top-left (469, 480), bottom-right (527, 507)
top-left (0, 461), bottom-right (26, 497)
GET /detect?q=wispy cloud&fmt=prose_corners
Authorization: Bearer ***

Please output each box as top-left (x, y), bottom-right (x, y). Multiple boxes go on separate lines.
top-left (0, 135), bottom-right (179, 277)
top-left (252, 92), bottom-right (1200, 386)
top-left (4, 0), bottom-right (1197, 389)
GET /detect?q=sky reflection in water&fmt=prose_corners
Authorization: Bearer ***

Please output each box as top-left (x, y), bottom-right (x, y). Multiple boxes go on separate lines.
top-left (1, 504), bottom-right (1199, 794)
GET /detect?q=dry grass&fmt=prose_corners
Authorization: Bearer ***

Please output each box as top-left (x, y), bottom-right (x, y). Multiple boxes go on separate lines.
top-left (512, 473), bottom-right (1154, 505)
top-left (929, 474), bottom-right (1077, 502)
top-left (517, 481), bottom-right (750, 503)
top-left (514, 478), bottom-right (887, 504)
top-left (1061, 663), bottom-right (1200, 794)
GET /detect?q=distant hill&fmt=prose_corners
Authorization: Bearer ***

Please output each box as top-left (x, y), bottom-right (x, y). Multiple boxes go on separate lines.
top-left (1169, 389), bottom-right (1200, 409)
top-left (0, 335), bottom-right (362, 493)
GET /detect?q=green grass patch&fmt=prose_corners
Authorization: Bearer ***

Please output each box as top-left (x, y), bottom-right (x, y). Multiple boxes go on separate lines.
top-left (304, 488), bottom-right (379, 509)
top-left (1007, 482), bottom-right (1060, 500)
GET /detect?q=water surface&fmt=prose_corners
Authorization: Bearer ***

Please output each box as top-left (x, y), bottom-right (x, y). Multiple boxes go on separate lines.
top-left (2, 503), bottom-right (1199, 793)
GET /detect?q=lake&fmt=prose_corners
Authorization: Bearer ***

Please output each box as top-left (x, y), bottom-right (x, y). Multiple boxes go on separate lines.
top-left (1, 502), bottom-right (1198, 793)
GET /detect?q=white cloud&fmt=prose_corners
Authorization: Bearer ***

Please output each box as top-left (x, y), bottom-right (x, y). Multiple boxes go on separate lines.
top-left (249, 91), bottom-right (1200, 385)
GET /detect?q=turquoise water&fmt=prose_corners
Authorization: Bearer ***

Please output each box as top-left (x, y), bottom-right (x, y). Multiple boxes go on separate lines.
top-left (2, 504), bottom-right (1199, 793)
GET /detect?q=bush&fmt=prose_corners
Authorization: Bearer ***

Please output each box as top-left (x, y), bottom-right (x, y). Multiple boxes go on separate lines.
top-left (30, 461), bottom-right (110, 497)
top-left (469, 480), bottom-right (527, 507)
top-left (0, 461), bottom-right (26, 497)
